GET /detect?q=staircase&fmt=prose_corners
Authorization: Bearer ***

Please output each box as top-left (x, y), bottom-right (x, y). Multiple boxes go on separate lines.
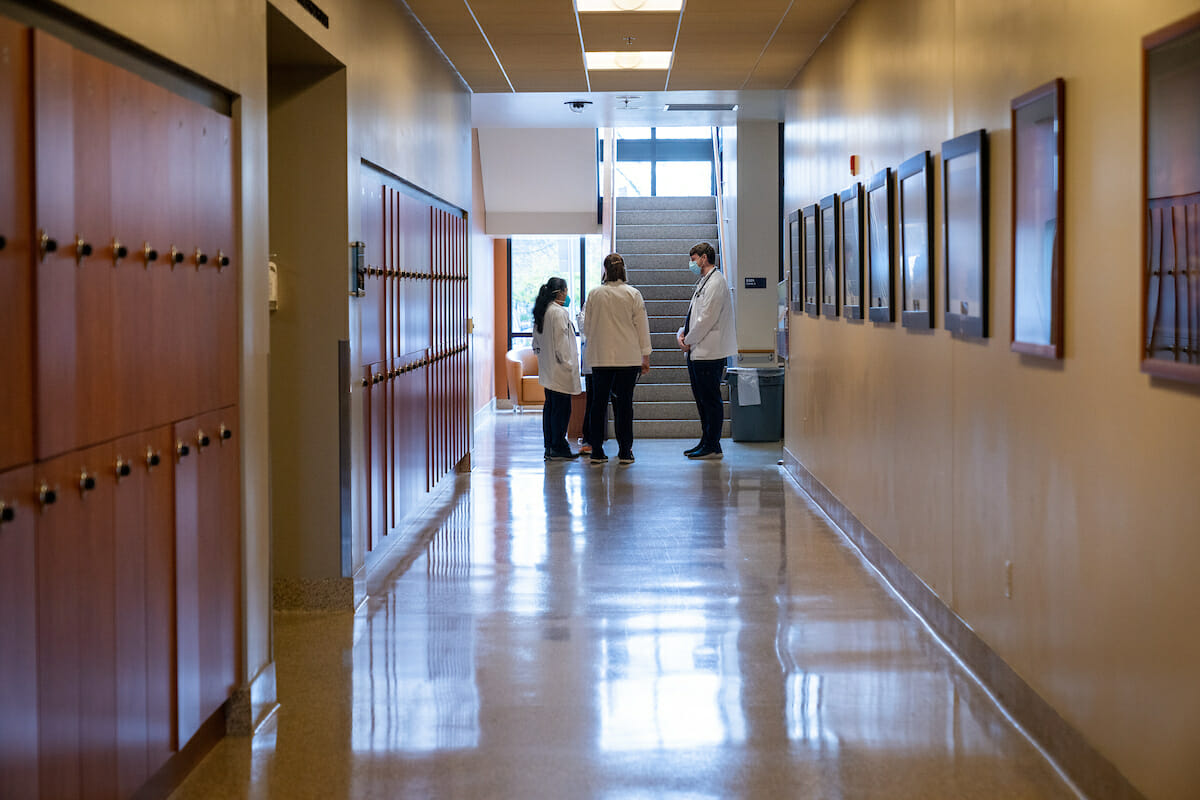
top-left (613, 195), bottom-right (730, 439)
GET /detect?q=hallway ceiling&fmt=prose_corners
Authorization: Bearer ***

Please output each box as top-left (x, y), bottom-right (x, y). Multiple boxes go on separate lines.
top-left (402, 0), bottom-right (856, 125)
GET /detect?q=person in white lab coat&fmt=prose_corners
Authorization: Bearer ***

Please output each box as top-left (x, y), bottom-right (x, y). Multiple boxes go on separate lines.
top-left (532, 277), bottom-right (582, 460)
top-left (676, 242), bottom-right (737, 459)
top-left (582, 253), bottom-right (652, 466)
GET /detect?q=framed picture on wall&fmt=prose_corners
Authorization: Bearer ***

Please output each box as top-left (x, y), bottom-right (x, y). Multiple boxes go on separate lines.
top-left (867, 167), bottom-right (895, 323)
top-left (942, 130), bottom-right (989, 338)
top-left (841, 183), bottom-right (864, 320)
top-left (898, 151), bottom-right (934, 329)
top-left (788, 209), bottom-right (803, 313)
top-left (803, 203), bottom-right (820, 317)
top-left (820, 192), bottom-right (840, 318)
top-left (1012, 78), bottom-right (1065, 359)
top-left (1142, 12), bottom-right (1200, 383)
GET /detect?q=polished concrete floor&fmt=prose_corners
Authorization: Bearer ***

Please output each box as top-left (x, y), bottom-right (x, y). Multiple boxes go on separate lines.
top-left (171, 412), bottom-right (1078, 799)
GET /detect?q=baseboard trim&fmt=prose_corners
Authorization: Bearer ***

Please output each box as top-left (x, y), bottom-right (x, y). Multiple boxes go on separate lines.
top-left (132, 705), bottom-right (226, 800)
top-left (780, 448), bottom-right (1146, 800)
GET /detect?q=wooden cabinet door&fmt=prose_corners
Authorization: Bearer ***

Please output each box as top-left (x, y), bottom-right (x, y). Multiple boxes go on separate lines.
top-left (0, 465), bottom-right (38, 799)
top-left (173, 416), bottom-right (202, 744)
top-left (36, 441), bottom-right (118, 800)
top-left (0, 20), bottom-right (32, 472)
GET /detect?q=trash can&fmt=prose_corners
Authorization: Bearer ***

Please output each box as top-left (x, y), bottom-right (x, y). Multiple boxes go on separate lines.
top-left (726, 368), bottom-right (785, 442)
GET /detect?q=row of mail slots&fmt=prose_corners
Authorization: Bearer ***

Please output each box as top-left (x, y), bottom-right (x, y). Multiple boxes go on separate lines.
top-left (0, 408), bottom-right (241, 799)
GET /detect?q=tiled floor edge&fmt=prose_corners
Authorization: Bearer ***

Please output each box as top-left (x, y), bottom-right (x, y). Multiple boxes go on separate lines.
top-left (779, 448), bottom-right (1147, 800)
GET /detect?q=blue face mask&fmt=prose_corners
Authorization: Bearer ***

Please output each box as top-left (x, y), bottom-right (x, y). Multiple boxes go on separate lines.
top-left (562, 294), bottom-right (571, 307)
top-left (688, 260), bottom-right (702, 276)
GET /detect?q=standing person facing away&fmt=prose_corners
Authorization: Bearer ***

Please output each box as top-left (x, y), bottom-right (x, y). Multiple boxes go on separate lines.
top-left (676, 242), bottom-right (737, 460)
top-left (582, 253), bottom-right (651, 466)
top-left (531, 277), bottom-right (582, 461)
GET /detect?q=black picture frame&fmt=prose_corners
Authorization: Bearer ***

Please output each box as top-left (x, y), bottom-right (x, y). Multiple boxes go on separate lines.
top-left (788, 209), bottom-right (803, 313)
top-left (1012, 78), bottom-right (1065, 359)
top-left (802, 204), bottom-right (820, 317)
top-left (867, 167), bottom-right (895, 323)
top-left (820, 193), bottom-right (840, 318)
top-left (897, 151), bottom-right (934, 329)
top-left (840, 183), bottom-right (864, 321)
top-left (942, 129), bottom-right (989, 338)
top-left (1142, 12), bottom-right (1200, 383)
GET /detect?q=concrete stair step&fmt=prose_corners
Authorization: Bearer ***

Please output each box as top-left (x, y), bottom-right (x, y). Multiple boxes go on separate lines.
top-left (623, 253), bottom-right (712, 269)
top-left (628, 268), bottom-right (696, 286)
top-left (650, 331), bottom-right (683, 349)
top-left (616, 238), bottom-right (710, 255)
top-left (649, 316), bottom-right (686, 334)
top-left (616, 223), bottom-right (718, 243)
top-left (633, 382), bottom-right (696, 402)
top-left (649, 348), bottom-right (687, 367)
top-left (639, 284), bottom-right (696, 300)
top-left (630, 401), bottom-right (708, 420)
top-left (645, 299), bottom-right (690, 317)
top-left (639, 365), bottom-right (689, 383)
top-left (616, 209), bottom-right (717, 225)
top-left (616, 196), bottom-right (716, 211)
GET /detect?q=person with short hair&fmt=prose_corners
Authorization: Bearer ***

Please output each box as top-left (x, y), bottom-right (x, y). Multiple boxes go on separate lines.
top-left (677, 242), bottom-right (737, 459)
top-left (582, 253), bottom-right (652, 466)
top-left (532, 276), bottom-right (582, 461)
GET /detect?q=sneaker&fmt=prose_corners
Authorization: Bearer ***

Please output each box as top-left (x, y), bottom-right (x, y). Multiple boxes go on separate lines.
top-left (618, 453), bottom-right (635, 465)
top-left (683, 442), bottom-right (704, 456)
top-left (687, 447), bottom-right (723, 460)
top-left (589, 453), bottom-right (609, 466)
top-left (580, 444), bottom-right (593, 454)
top-left (545, 450), bottom-right (579, 461)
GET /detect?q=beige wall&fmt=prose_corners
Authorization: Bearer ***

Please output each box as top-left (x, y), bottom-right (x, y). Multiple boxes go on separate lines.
top-left (733, 120), bottom-right (782, 356)
top-left (50, 0), bottom-right (472, 679)
top-left (471, 130), bottom-right (497, 415)
top-left (783, 2), bottom-right (1200, 798)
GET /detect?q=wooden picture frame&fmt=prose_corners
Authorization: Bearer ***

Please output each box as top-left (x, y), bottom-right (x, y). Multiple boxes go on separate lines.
top-left (840, 183), bottom-right (864, 320)
top-left (897, 151), bottom-right (934, 329)
top-left (820, 192), bottom-right (840, 318)
top-left (788, 208), bottom-right (803, 313)
top-left (802, 204), bottom-right (820, 317)
top-left (942, 129), bottom-right (989, 338)
top-left (867, 167), bottom-right (895, 323)
top-left (1142, 12), bottom-right (1200, 382)
top-left (1012, 79), bottom-right (1065, 358)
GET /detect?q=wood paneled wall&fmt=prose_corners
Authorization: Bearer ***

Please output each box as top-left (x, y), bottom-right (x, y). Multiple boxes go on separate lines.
top-left (359, 165), bottom-right (470, 555)
top-left (0, 20), bottom-right (240, 799)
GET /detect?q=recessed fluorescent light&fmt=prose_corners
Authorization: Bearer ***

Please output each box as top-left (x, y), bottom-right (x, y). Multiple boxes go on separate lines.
top-left (665, 103), bottom-right (738, 112)
top-left (585, 51), bottom-right (672, 70)
top-left (576, 0), bottom-right (684, 11)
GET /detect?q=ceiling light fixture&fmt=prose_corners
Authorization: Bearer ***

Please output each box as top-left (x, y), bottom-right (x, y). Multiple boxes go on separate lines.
top-left (576, 0), bottom-right (683, 12)
top-left (565, 100), bottom-right (593, 113)
top-left (585, 51), bottom-right (672, 70)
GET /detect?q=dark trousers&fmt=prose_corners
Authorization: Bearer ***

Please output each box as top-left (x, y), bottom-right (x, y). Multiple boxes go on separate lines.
top-left (589, 366), bottom-right (639, 457)
top-left (542, 388), bottom-right (573, 453)
top-left (687, 357), bottom-right (726, 450)
top-left (580, 374), bottom-right (605, 448)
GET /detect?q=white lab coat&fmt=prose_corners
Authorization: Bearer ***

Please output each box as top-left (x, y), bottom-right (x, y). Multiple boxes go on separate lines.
top-left (681, 267), bottom-right (737, 360)
top-left (582, 280), bottom-right (652, 367)
top-left (532, 302), bottom-right (582, 395)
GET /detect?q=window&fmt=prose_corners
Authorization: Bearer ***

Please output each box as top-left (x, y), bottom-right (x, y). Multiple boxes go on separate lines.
top-left (509, 235), bottom-right (603, 347)
top-left (613, 127), bottom-right (714, 196)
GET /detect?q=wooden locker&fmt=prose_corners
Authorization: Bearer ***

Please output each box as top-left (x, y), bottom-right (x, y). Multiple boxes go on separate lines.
top-left (139, 80), bottom-right (176, 429)
top-left (33, 30), bottom-right (81, 460)
top-left (198, 108), bottom-right (237, 410)
top-left (140, 426), bottom-right (178, 772)
top-left (70, 46), bottom-right (118, 450)
top-left (36, 440), bottom-right (119, 800)
top-left (173, 416), bottom-right (202, 744)
top-left (166, 92), bottom-right (198, 422)
top-left (0, 465), bottom-right (38, 799)
top-left (110, 66), bottom-right (153, 440)
top-left (0, 20), bottom-right (33, 472)
top-left (110, 426), bottom-right (176, 793)
top-left (196, 407), bottom-right (240, 718)
top-left (366, 364), bottom-right (385, 551)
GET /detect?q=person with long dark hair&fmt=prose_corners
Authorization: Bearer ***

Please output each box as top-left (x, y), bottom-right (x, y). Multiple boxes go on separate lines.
top-left (531, 276), bottom-right (582, 461)
top-left (581, 253), bottom-right (651, 466)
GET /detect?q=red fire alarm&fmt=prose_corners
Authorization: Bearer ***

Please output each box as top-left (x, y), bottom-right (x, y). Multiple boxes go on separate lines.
top-left (849, 155), bottom-right (860, 176)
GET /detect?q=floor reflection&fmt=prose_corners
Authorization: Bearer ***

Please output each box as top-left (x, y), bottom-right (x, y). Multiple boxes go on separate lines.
top-left (170, 413), bottom-right (1077, 800)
